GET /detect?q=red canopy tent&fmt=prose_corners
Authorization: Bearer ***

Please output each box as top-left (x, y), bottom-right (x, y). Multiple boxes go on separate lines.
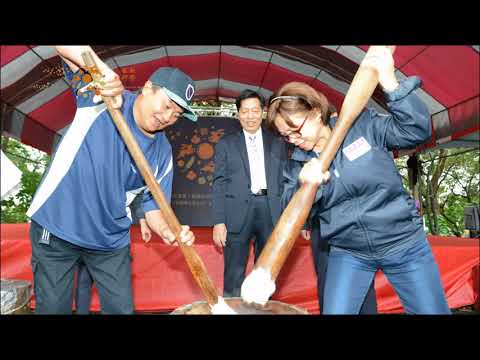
top-left (1, 45), bottom-right (479, 155)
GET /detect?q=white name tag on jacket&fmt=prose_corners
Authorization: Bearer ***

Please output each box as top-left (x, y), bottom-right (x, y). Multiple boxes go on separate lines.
top-left (343, 137), bottom-right (371, 161)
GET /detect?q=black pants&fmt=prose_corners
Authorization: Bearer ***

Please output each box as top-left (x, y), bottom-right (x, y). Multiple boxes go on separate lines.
top-left (310, 221), bottom-right (378, 314)
top-left (29, 220), bottom-right (134, 314)
top-left (223, 195), bottom-right (273, 297)
top-left (76, 261), bottom-right (93, 314)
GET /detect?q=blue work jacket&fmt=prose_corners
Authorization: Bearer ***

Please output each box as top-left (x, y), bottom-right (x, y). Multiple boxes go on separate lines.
top-left (282, 77), bottom-right (431, 259)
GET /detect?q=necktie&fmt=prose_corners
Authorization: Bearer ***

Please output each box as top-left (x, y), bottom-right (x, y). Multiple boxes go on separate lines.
top-left (249, 136), bottom-right (257, 153)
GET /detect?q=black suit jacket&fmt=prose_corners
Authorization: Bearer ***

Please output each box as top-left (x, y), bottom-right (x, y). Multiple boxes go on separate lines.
top-left (212, 127), bottom-right (288, 233)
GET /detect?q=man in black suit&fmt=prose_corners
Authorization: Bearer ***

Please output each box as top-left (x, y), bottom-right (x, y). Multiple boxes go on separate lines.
top-left (212, 90), bottom-right (288, 297)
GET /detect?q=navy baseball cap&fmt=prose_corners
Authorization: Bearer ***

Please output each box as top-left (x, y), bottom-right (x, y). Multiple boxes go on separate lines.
top-left (148, 67), bottom-right (198, 122)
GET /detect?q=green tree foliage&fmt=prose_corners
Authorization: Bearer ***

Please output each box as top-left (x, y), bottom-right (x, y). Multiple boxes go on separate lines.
top-left (432, 149), bottom-right (479, 236)
top-left (395, 148), bottom-right (479, 236)
top-left (1, 136), bottom-right (50, 223)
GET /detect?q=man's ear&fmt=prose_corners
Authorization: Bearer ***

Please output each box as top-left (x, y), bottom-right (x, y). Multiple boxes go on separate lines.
top-left (142, 80), bottom-right (153, 95)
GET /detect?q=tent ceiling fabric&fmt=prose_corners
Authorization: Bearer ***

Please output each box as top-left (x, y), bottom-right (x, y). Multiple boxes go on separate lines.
top-left (1, 45), bottom-right (478, 155)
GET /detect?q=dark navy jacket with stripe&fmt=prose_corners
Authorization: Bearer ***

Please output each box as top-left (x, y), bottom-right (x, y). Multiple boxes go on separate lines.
top-left (281, 77), bottom-right (431, 259)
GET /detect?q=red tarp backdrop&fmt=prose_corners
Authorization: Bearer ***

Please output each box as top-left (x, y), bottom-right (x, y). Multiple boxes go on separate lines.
top-left (1, 224), bottom-right (479, 313)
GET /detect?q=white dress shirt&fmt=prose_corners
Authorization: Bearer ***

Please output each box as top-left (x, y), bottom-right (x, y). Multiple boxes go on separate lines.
top-left (243, 128), bottom-right (267, 194)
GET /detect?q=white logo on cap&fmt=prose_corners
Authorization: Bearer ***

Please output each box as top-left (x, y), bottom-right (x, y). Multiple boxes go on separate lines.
top-left (185, 84), bottom-right (194, 101)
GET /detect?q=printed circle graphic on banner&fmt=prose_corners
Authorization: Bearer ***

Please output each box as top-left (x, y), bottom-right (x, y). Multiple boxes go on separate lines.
top-left (198, 143), bottom-right (214, 160)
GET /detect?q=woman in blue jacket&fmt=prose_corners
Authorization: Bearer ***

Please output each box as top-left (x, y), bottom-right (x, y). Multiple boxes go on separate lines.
top-left (267, 46), bottom-right (450, 314)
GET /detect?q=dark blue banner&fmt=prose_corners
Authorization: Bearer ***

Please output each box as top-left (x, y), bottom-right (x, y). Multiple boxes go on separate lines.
top-left (165, 117), bottom-right (241, 226)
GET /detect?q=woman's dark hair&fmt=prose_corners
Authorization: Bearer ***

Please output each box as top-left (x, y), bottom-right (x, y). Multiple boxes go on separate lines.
top-left (266, 82), bottom-right (332, 131)
top-left (235, 89), bottom-right (265, 110)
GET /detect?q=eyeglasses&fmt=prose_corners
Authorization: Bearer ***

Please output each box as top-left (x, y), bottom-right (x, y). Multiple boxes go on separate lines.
top-left (279, 112), bottom-right (309, 140)
top-left (270, 95), bottom-right (321, 140)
